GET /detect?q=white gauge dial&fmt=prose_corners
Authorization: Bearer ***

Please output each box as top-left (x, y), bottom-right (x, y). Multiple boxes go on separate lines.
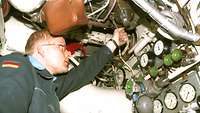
top-left (153, 99), bottom-right (163, 113)
top-left (179, 83), bottom-right (196, 103)
top-left (115, 69), bottom-right (125, 86)
top-left (164, 92), bottom-right (178, 110)
top-left (154, 40), bottom-right (164, 56)
top-left (140, 53), bottom-right (148, 67)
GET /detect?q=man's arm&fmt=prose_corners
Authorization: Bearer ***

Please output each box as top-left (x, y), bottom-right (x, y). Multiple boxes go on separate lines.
top-left (56, 45), bottom-right (113, 99)
top-left (56, 28), bottom-right (128, 99)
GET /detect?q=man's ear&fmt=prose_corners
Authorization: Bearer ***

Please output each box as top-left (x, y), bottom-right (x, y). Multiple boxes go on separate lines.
top-left (37, 46), bottom-right (45, 57)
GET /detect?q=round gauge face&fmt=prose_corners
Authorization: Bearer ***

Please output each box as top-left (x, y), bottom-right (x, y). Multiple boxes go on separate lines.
top-left (115, 69), bottom-right (125, 86)
top-left (154, 40), bottom-right (164, 56)
top-left (179, 83), bottom-right (196, 103)
top-left (153, 99), bottom-right (163, 113)
top-left (164, 92), bottom-right (178, 110)
top-left (140, 53), bottom-right (149, 67)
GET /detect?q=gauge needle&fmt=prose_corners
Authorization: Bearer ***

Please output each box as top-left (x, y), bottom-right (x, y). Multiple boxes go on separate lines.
top-left (158, 46), bottom-right (160, 51)
top-left (170, 99), bottom-right (172, 106)
top-left (186, 92), bottom-right (189, 100)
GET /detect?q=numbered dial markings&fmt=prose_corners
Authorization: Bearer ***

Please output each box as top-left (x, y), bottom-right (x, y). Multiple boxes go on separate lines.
top-left (179, 83), bottom-right (196, 103)
top-left (154, 99), bottom-right (163, 113)
top-left (154, 40), bottom-right (164, 56)
top-left (164, 92), bottom-right (178, 110)
top-left (140, 53), bottom-right (149, 67)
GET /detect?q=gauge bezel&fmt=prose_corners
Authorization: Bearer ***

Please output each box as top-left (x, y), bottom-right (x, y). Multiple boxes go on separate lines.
top-left (179, 83), bottom-right (196, 103)
top-left (164, 92), bottom-right (178, 110)
top-left (140, 53), bottom-right (149, 68)
top-left (153, 99), bottom-right (163, 113)
top-left (114, 68), bottom-right (125, 87)
top-left (153, 40), bottom-right (164, 56)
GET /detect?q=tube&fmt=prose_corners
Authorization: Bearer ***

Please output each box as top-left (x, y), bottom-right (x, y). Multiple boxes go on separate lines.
top-left (131, 0), bottom-right (200, 42)
top-left (0, 7), bottom-right (6, 53)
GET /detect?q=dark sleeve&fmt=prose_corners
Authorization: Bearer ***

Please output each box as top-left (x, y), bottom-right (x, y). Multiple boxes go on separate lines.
top-left (0, 78), bottom-right (32, 113)
top-left (56, 46), bottom-right (113, 99)
top-left (0, 54), bottom-right (34, 113)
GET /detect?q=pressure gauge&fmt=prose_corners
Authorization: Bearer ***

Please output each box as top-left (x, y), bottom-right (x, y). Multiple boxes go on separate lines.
top-left (153, 99), bottom-right (163, 113)
top-left (154, 40), bottom-right (164, 56)
top-left (179, 83), bottom-right (196, 103)
top-left (140, 53), bottom-right (149, 67)
top-left (115, 69), bottom-right (125, 87)
top-left (164, 92), bottom-right (178, 110)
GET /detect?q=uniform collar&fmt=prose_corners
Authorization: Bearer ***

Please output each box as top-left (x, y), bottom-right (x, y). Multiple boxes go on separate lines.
top-left (28, 55), bottom-right (45, 70)
top-left (28, 55), bottom-right (53, 79)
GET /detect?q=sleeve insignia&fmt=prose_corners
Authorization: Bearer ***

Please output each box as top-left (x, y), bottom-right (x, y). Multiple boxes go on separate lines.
top-left (1, 60), bottom-right (21, 68)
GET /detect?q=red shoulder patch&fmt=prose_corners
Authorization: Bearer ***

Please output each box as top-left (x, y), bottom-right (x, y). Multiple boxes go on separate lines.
top-left (1, 60), bottom-right (21, 68)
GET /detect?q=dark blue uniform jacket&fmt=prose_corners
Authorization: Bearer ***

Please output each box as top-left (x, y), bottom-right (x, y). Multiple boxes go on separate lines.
top-left (0, 46), bottom-right (112, 113)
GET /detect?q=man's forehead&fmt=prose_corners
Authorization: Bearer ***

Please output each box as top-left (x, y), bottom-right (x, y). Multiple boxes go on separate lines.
top-left (50, 37), bottom-right (66, 43)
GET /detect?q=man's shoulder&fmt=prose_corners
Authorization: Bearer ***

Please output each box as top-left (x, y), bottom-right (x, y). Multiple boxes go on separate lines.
top-left (0, 52), bottom-right (31, 69)
top-left (0, 53), bottom-right (35, 96)
top-left (1, 52), bottom-right (26, 61)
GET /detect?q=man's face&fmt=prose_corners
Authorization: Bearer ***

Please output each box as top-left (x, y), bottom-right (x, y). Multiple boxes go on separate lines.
top-left (40, 37), bottom-right (71, 74)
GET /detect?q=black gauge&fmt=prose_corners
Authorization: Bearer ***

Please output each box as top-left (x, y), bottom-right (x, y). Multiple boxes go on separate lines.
top-left (164, 92), bottom-right (178, 110)
top-left (154, 40), bottom-right (164, 56)
top-left (140, 53), bottom-right (149, 67)
top-left (153, 99), bottom-right (163, 113)
top-left (179, 83), bottom-right (196, 103)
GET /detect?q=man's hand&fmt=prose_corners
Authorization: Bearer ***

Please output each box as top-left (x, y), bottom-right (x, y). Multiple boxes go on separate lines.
top-left (112, 28), bottom-right (128, 47)
top-left (106, 28), bottom-right (129, 52)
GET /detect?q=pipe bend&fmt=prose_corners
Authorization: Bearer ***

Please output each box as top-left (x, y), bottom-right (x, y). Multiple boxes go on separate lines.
top-left (131, 0), bottom-right (200, 42)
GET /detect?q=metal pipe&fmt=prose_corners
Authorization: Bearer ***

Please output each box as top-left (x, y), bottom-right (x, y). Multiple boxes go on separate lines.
top-left (132, 35), bottom-right (152, 55)
top-left (131, 0), bottom-right (200, 42)
top-left (96, 0), bottom-right (116, 22)
top-left (87, 0), bottom-right (110, 18)
top-left (84, 0), bottom-right (92, 4)
top-left (0, 7), bottom-right (6, 53)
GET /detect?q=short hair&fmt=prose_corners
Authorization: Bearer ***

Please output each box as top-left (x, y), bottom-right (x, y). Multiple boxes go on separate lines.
top-left (25, 30), bottom-right (52, 54)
